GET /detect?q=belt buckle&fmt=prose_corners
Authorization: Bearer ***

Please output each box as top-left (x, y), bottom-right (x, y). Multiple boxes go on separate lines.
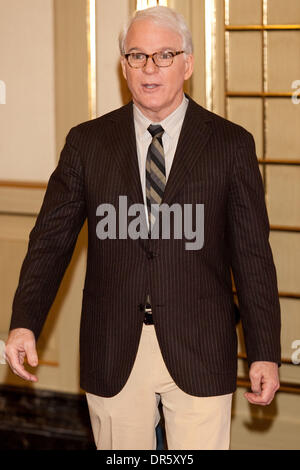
top-left (144, 312), bottom-right (154, 325)
top-left (143, 302), bottom-right (153, 324)
top-left (144, 303), bottom-right (152, 314)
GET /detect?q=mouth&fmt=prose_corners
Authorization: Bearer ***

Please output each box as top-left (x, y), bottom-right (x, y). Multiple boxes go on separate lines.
top-left (142, 84), bottom-right (161, 91)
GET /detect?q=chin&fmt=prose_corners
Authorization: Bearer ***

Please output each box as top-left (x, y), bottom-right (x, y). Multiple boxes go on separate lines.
top-left (139, 97), bottom-right (165, 112)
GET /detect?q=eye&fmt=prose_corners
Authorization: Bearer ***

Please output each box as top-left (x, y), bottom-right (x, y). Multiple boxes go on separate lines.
top-left (131, 52), bottom-right (146, 61)
top-left (158, 51), bottom-right (174, 60)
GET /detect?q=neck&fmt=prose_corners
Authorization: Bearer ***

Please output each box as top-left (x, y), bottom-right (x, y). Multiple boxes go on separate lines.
top-left (133, 94), bottom-right (185, 122)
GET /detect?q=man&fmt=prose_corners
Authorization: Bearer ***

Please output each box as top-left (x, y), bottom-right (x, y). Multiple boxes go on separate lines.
top-left (5, 6), bottom-right (281, 450)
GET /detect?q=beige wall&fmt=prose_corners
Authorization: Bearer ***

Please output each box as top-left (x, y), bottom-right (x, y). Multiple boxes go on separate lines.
top-left (96, 0), bottom-right (132, 115)
top-left (54, 0), bottom-right (90, 156)
top-left (0, 0), bottom-right (299, 450)
top-left (0, 0), bottom-right (90, 393)
top-left (0, 0), bottom-right (56, 182)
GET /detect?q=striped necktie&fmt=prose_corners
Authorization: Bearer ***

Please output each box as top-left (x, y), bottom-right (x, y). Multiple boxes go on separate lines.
top-left (145, 125), bottom-right (166, 312)
top-left (146, 124), bottom-right (166, 233)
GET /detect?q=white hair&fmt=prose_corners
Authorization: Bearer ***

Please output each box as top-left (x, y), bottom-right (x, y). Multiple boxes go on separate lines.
top-left (119, 5), bottom-right (194, 56)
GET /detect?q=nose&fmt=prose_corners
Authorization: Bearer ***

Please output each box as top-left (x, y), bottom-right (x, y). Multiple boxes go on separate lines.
top-left (143, 56), bottom-right (157, 74)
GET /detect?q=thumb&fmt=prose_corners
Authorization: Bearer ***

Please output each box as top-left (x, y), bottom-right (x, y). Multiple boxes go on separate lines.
top-left (25, 341), bottom-right (38, 367)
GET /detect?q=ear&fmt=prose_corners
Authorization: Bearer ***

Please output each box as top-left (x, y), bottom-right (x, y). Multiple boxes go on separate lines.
top-left (184, 54), bottom-right (194, 81)
top-left (120, 57), bottom-right (128, 81)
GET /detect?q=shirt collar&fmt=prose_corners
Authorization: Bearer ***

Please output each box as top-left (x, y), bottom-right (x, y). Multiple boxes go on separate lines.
top-left (133, 95), bottom-right (189, 141)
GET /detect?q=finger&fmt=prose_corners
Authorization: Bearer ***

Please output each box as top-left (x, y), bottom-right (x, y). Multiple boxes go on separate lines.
top-left (13, 362), bottom-right (38, 382)
top-left (18, 350), bottom-right (25, 366)
top-left (244, 382), bottom-right (275, 405)
top-left (24, 341), bottom-right (38, 367)
top-left (6, 348), bottom-right (38, 382)
top-left (249, 371), bottom-right (262, 395)
top-left (244, 392), bottom-right (274, 406)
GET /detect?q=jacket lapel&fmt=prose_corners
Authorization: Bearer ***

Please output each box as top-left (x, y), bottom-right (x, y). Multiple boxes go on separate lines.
top-left (108, 102), bottom-right (145, 209)
top-left (106, 103), bottom-right (149, 246)
top-left (161, 97), bottom-right (213, 207)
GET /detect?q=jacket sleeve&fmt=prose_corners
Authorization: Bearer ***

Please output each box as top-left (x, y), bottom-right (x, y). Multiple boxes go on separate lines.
top-left (226, 130), bottom-right (281, 367)
top-left (9, 127), bottom-right (87, 340)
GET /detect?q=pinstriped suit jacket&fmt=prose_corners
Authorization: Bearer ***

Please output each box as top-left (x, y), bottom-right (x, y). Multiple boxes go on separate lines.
top-left (10, 96), bottom-right (281, 397)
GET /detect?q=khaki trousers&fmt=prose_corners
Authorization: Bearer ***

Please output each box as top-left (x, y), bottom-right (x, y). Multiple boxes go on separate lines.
top-left (86, 324), bottom-right (233, 450)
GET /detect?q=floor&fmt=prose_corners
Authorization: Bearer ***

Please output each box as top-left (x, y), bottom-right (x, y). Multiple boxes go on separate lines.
top-left (0, 384), bottom-right (166, 450)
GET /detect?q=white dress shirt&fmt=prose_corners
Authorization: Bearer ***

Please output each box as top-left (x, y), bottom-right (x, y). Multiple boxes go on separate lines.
top-left (133, 95), bottom-right (189, 227)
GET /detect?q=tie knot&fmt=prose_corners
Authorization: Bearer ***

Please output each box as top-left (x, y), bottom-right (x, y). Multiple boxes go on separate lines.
top-left (148, 124), bottom-right (164, 139)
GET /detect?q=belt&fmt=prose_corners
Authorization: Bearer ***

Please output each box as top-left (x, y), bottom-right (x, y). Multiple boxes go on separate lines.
top-left (143, 312), bottom-right (154, 325)
top-left (139, 301), bottom-right (154, 325)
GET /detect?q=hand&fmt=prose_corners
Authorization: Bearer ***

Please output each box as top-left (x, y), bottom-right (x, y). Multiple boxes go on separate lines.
top-left (5, 328), bottom-right (38, 382)
top-left (244, 361), bottom-right (279, 406)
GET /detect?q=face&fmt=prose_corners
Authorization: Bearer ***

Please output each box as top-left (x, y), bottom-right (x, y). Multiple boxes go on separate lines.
top-left (121, 19), bottom-right (194, 122)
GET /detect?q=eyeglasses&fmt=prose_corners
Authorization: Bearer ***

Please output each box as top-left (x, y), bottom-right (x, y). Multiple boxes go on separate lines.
top-left (124, 50), bottom-right (185, 68)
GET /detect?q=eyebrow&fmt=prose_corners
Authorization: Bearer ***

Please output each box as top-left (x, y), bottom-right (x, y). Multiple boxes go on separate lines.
top-left (126, 47), bottom-right (176, 53)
